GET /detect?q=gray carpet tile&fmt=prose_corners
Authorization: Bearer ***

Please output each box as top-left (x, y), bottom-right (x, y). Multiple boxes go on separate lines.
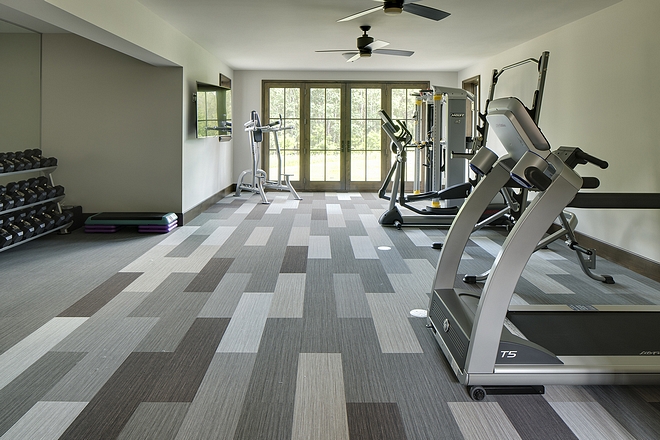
top-left (584, 385), bottom-right (660, 440)
top-left (2, 192), bottom-right (660, 439)
top-left (2, 401), bottom-right (88, 440)
top-left (0, 351), bottom-right (85, 436)
top-left (184, 257), bottom-right (233, 292)
top-left (57, 272), bottom-right (143, 317)
top-left (174, 353), bottom-right (257, 440)
top-left (165, 234), bottom-right (209, 258)
top-left (117, 402), bottom-right (190, 440)
top-left (197, 273), bottom-right (252, 318)
top-left (0, 317), bottom-right (87, 390)
top-left (334, 273), bottom-right (371, 318)
top-left (339, 318), bottom-right (395, 403)
top-left (44, 317), bottom-right (159, 401)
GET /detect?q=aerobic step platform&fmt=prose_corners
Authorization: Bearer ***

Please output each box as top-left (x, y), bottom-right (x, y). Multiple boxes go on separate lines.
top-left (84, 212), bottom-right (178, 234)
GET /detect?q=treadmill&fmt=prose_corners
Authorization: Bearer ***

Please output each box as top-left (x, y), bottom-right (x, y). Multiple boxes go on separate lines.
top-left (426, 96), bottom-right (660, 401)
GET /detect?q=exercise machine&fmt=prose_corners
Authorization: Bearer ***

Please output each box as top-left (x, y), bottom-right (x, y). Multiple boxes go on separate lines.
top-left (426, 96), bottom-right (660, 401)
top-left (378, 87), bottom-right (480, 227)
top-left (235, 111), bottom-right (302, 204)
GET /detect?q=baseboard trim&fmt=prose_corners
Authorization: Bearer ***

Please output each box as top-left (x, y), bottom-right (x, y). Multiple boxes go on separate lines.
top-left (548, 224), bottom-right (660, 283)
top-left (182, 185), bottom-right (234, 225)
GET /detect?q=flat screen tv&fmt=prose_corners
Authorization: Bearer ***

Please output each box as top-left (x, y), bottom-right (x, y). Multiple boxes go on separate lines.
top-left (195, 76), bottom-right (231, 140)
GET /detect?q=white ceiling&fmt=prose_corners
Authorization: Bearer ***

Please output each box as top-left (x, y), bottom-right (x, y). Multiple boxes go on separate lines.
top-left (135, 0), bottom-right (621, 72)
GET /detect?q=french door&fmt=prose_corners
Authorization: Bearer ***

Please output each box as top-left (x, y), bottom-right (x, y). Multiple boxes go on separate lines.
top-left (263, 81), bottom-right (428, 192)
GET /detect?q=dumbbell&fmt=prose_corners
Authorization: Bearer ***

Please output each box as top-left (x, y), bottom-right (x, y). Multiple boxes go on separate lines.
top-left (0, 157), bottom-right (15, 173)
top-left (0, 187), bottom-right (16, 212)
top-left (3, 152), bottom-right (30, 171)
top-left (35, 212), bottom-right (56, 231)
top-left (0, 215), bottom-right (24, 243)
top-left (23, 149), bottom-right (43, 169)
top-left (0, 227), bottom-right (12, 248)
top-left (3, 184), bottom-right (25, 208)
top-left (15, 151), bottom-right (39, 169)
top-left (15, 181), bottom-right (42, 204)
top-left (18, 211), bottom-right (46, 236)
top-left (40, 156), bottom-right (58, 167)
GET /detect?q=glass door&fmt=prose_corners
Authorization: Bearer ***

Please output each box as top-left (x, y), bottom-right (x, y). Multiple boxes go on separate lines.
top-left (346, 84), bottom-right (385, 192)
top-left (306, 85), bottom-right (343, 191)
top-left (262, 81), bottom-right (429, 193)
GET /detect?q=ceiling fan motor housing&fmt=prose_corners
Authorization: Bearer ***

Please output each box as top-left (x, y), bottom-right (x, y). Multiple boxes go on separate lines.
top-left (384, 0), bottom-right (404, 15)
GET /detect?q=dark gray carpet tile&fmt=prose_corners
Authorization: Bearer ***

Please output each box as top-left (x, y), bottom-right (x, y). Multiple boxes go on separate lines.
top-left (58, 272), bottom-right (143, 317)
top-left (245, 203), bottom-right (269, 220)
top-left (184, 257), bottom-right (234, 292)
top-left (233, 319), bottom-right (303, 440)
top-left (496, 395), bottom-right (578, 440)
top-left (586, 385), bottom-right (660, 440)
top-left (59, 351), bottom-right (170, 440)
top-left (652, 402), bottom-right (660, 413)
top-left (165, 234), bottom-right (208, 258)
top-left (280, 246), bottom-right (308, 273)
top-left (339, 318), bottom-right (394, 403)
top-left (383, 227), bottom-right (437, 260)
top-left (347, 402), bottom-right (408, 440)
top-left (116, 402), bottom-right (190, 440)
top-left (312, 208), bottom-right (328, 220)
top-left (61, 318), bottom-right (229, 439)
top-left (0, 351), bottom-right (85, 436)
top-left (146, 318), bottom-right (230, 402)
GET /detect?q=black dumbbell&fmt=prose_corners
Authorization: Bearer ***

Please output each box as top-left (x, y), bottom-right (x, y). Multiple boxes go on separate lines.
top-left (40, 157), bottom-right (58, 167)
top-left (2, 219), bottom-right (24, 243)
top-left (15, 151), bottom-right (39, 169)
top-left (0, 227), bottom-right (13, 248)
top-left (0, 190), bottom-right (15, 212)
top-left (0, 157), bottom-right (15, 173)
top-left (26, 216), bottom-right (46, 236)
top-left (36, 213), bottom-right (56, 231)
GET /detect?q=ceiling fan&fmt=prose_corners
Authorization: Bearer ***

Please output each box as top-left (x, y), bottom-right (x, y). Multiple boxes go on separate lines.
top-left (338, 0), bottom-right (450, 22)
top-left (316, 25), bottom-right (414, 63)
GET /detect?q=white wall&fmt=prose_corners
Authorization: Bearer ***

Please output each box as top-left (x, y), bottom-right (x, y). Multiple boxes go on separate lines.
top-left (459, 0), bottom-right (660, 263)
top-left (233, 70), bottom-right (458, 181)
top-left (0, 33), bottom-right (40, 151)
top-left (41, 34), bottom-right (182, 212)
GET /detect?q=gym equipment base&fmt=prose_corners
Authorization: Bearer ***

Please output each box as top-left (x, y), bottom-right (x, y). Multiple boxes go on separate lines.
top-left (84, 212), bottom-right (178, 234)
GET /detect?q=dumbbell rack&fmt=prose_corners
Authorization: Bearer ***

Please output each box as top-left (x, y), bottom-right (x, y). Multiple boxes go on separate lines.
top-left (0, 165), bottom-right (72, 253)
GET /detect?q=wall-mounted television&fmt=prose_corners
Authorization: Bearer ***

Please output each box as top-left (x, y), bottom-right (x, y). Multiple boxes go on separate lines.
top-left (195, 74), bottom-right (231, 141)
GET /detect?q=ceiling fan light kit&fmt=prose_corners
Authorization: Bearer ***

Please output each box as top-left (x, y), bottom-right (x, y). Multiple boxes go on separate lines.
top-left (316, 25), bottom-right (415, 62)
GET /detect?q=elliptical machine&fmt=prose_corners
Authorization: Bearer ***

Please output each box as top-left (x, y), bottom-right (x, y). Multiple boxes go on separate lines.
top-left (235, 110), bottom-right (302, 204)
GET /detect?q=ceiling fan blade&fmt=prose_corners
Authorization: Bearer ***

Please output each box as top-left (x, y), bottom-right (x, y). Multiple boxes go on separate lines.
top-left (338, 5), bottom-right (382, 22)
top-left (345, 53), bottom-right (362, 63)
top-left (403, 3), bottom-right (450, 21)
top-left (365, 40), bottom-right (389, 51)
top-left (373, 48), bottom-right (414, 57)
top-left (316, 49), bottom-right (354, 53)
